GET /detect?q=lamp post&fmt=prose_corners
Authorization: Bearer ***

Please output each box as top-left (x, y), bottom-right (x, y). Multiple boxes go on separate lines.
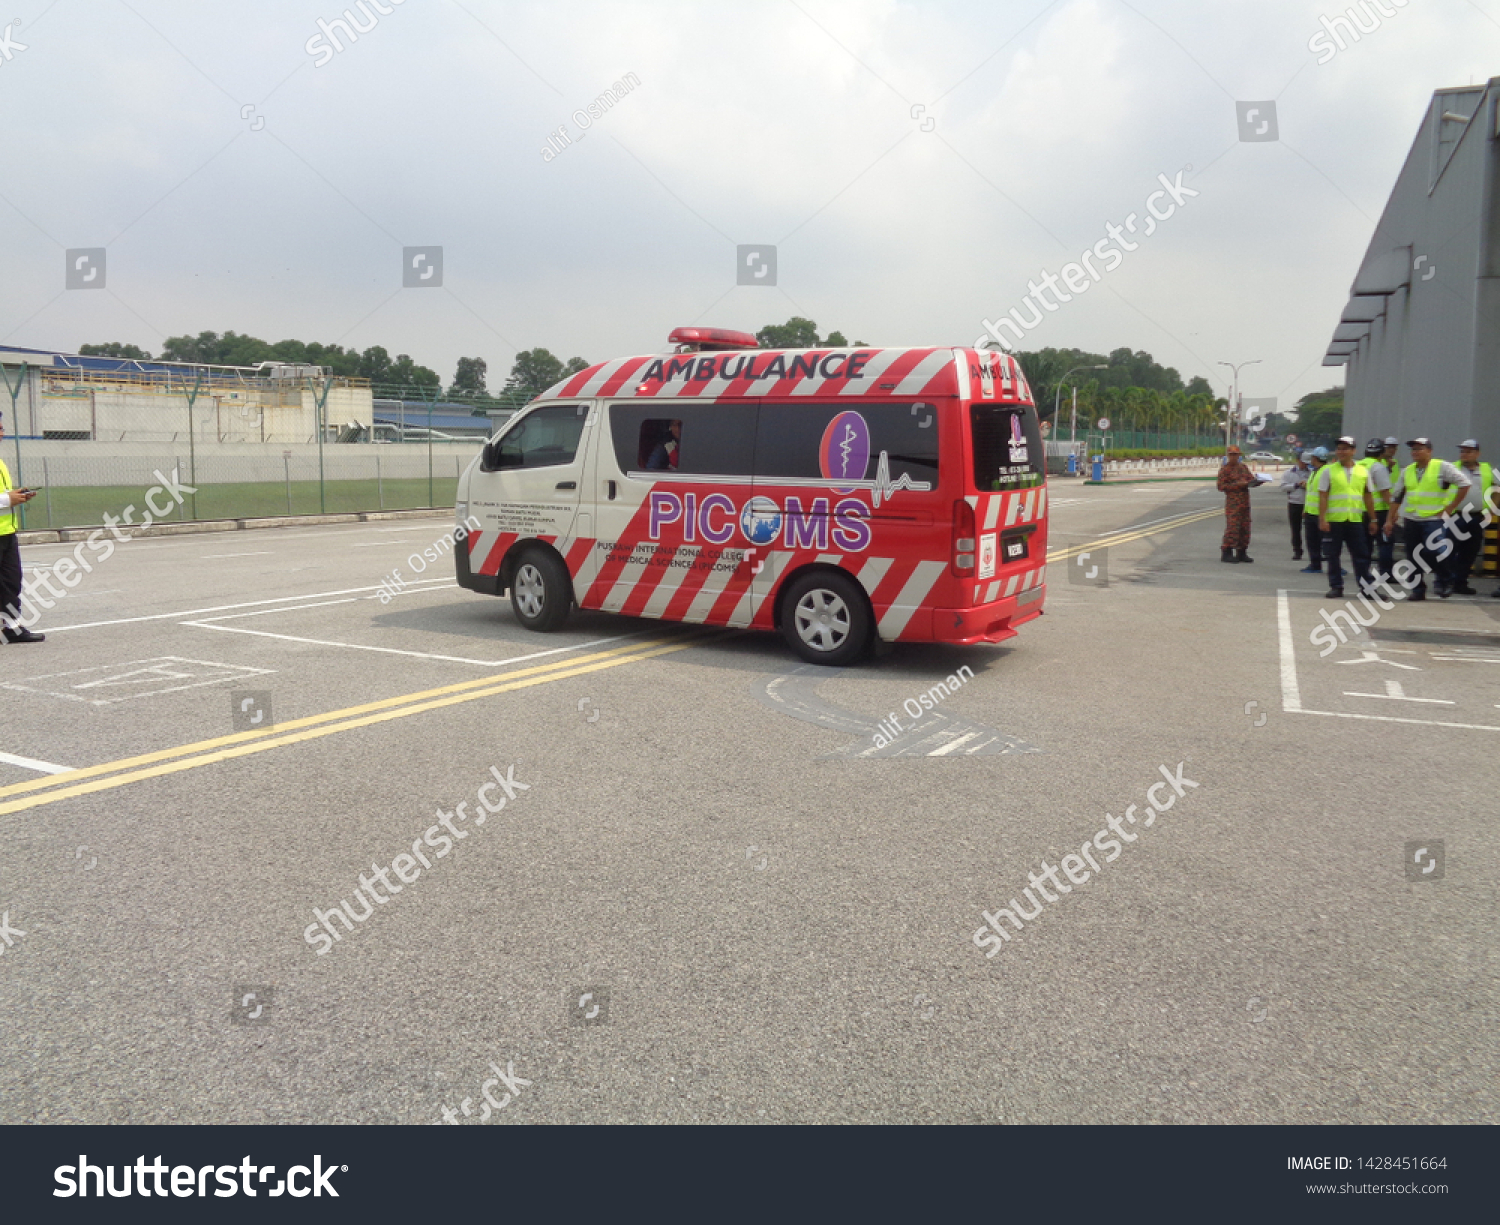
top-left (1216, 359), bottom-right (1261, 454)
top-left (1056, 364), bottom-right (1108, 444)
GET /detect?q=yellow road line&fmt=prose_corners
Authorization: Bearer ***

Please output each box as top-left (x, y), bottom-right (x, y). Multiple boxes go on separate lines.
top-left (0, 637), bottom-right (677, 801)
top-left (0, 637), bottom-right (694, 817)
top-left (1048, 507), bottom-right (1222, 563)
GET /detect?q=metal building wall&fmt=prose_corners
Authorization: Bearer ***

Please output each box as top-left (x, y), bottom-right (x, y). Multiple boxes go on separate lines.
top-left (1333, 81), bottom-right (1498, 453)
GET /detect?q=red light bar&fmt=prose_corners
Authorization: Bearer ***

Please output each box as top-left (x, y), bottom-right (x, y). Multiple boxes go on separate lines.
top-left (667, 326), bottom-right (760, 351)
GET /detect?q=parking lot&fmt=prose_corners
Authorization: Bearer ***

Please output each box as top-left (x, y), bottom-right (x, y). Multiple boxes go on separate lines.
top-left (0, 482), bottom-right (1494, 1125)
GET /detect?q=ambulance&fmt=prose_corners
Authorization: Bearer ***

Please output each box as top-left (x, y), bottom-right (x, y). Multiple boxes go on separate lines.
top-left (453, 328), bottom-right (1047, 665)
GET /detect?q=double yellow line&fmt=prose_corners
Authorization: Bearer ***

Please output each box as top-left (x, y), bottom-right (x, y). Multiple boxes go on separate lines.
top-left (1047, 507), bottom-right (1223, 563)
top-left (0, 636), bottom-right (694, 817)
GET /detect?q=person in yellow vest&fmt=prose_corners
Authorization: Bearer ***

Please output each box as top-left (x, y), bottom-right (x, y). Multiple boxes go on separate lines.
top-left (0, 410), bottom-right (46, 642)
top-left (1385, 437), bottom-right (1469, 601)
top-left (1450, 440), bottom-right (1498, 595)
top-left (1356, 438), bottom-right (1395, 583)
top-left (1316, 436), bottom-right (1377, 598)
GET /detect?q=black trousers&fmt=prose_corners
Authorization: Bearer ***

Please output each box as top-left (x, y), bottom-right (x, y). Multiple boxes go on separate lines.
top-left (1321, 520), bottom-right (1371, 592)
top-left (0, 533), bottom-right (21, 622)
top-left (1302, 513), bottom-right (1323, 569)
top-left (1449, 520), bottom-right (1484, 588)
top-left (1287, 502), bottom-right (1305, 554)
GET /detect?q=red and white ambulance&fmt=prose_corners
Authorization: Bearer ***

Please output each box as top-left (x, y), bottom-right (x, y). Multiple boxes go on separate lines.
top-left (454, 328), bottom-right (1048, 665)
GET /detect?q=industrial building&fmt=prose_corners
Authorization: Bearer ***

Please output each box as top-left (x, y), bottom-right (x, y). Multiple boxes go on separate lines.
top-left (1327, 78), bottom-right (1499, 449)
top-left (0, 345), bottom-right (373, 443)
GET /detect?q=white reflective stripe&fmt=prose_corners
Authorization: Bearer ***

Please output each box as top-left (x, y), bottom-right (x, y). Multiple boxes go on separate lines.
top-left (1004, 494), bottom-right (1022, 527)
top-left (788, 369), bottom-right (827, 395)
top-left (1000, 355), bottom-right (1015, 397)
top-left (984, 580), bottom-right (1001, 602)
top-left (600, 550), bottom-right (656, 613)
top-left (877, 559), bottom-right (947, 639)
top-left (1003, 574), bottom-right (1019, 597)
top-left (577, 358), bottom-right (629, 397)
top-left (1037, 487), bottom-right (1047, 518)
top-left (890, 350), bottom-right (952, 396)
top-left (640, 547), bottom-right (691, 618)
top-left (467, 531), bottom-right (503, 572)
top-left (1019, 490), bottom-right (1036, 522)
top-left (815, 554), bottom-right (843, 565)
top-left (855, 556), bottom-right (893, 595)
top-left (952, 350), bottom-right (970, 402)
top-left (839, 349), bottom-right (906, 394)
top-left (982, 495), bottom-right (1002, 531)
top-left (682, 561), bottom-right (739, 623)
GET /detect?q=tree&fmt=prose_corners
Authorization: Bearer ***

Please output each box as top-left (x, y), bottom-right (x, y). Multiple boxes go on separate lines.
top-left (756, 317), bottom-right (820, 349)
top-left (385, 354), bottom-right (441, 391)
top-left (1293, 387), bottom-right (1344, 440)
top-left (78, 342), bottom-right (152, 360)
top-left (502, 349), bottom-right (566, 403)
top-left (450, 356), bottom-right (488, 398)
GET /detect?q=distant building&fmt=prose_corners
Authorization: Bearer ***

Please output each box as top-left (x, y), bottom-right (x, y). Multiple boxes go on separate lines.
top-left (1326, 79), bottom-right (1499, 449)
top-left (0, 345), bottom-right (371, 443)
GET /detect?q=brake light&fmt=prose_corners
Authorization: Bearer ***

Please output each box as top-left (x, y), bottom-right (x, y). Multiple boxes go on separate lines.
top-left (953, 498), bottom-right (976, 576)
top-left (667, 326), bottom-right (761, 351)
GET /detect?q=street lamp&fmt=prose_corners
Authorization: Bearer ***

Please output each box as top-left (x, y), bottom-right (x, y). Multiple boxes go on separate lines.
top-left (1216, 359), bottom-right (1261, 454)
top-left (1056, 364), bottom-right (1109, 444)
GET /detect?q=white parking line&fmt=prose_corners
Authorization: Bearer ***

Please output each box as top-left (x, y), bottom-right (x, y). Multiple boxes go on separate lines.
top-left (179, 619), bottom-right (644, 667)
top-left (1277, 590), bottom-right (1500, 731)
top-left (38, 579), bottom-right (455, 633)
top-left (0, 750), bottom-right (74, 775)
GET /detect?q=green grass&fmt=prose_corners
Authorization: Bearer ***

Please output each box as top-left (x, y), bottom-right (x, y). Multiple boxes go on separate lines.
top-left (15, 478), bottom-right (460, 530)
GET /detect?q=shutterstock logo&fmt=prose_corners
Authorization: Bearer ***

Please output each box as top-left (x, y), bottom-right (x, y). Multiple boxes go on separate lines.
top-left (55, 1155), bottom-right (344, 1198)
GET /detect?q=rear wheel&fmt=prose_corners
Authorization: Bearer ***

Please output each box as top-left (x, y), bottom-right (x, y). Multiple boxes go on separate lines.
top-left (781, 571), bottom-right (872, 666)
top-left (509, 547), bottom-right (573, 632)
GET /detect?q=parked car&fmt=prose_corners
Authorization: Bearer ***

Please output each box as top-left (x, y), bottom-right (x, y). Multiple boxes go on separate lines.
top-left (1247, 451), bottom-right (1281, 462)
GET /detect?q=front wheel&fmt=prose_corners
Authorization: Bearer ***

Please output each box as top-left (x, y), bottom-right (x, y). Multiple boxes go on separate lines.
top-left (780, 571), bottom-right (872, 666)
top-left (509, 548), bottom-right (573, 632)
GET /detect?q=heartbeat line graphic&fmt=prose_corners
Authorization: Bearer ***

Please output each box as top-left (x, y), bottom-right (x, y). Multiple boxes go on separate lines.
top-left (871, 450), bottom-right (932, 508)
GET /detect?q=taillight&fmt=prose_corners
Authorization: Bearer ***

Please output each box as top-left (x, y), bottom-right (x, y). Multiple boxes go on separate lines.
top-left (953, 498), bottom-right (976, 576)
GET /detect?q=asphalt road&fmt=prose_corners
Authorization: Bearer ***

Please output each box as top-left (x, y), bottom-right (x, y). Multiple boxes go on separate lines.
top-left (0, 481), bottom-right (1495, 1125)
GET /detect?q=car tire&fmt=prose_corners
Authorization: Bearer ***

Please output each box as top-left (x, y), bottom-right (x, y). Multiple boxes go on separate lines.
top-left (509, 547), bottom-right (573, 632)
top-left (780, 571), bottom-right (872, 666)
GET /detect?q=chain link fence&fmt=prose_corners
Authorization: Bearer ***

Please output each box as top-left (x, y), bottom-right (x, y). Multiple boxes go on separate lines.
top-left (1, 441), bottom-right (474, 530)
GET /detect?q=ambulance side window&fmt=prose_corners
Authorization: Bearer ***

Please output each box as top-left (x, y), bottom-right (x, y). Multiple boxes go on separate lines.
top-left (486, 404), bottom-right (588, 471)
top-left (608, 403), bottom-right (757, 477)
top-left (754, 403), bottom-right (940, 484)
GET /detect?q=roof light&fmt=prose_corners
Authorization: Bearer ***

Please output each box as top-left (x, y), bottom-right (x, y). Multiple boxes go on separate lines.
top-left (667, 326), bottom-right (760, 351)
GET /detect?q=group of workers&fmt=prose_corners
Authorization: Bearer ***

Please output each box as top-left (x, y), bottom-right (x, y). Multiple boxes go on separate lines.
top-left (1220, 435), bottom-right (1497, 601)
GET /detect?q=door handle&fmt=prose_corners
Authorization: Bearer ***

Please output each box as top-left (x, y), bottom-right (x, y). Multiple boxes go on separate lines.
top-left (606, 480), bottom-right (616, 500)
top-left (555, 480), bottom-right (576, 490)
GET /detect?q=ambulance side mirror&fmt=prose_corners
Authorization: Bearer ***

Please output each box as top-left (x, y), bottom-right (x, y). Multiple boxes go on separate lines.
top-left (480, 440), bottom-right (501, 472)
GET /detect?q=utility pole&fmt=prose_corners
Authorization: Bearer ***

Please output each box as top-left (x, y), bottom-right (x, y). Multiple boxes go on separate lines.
top-left (1216, 359), bottom-right (1261, 454)
top-left (1056, 363), bottom-right (1108, 444)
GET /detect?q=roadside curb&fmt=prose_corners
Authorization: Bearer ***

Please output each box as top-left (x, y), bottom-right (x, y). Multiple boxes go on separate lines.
top-left (1082, 476), bottom-right (1219, 486)
top-left (15, 506), bottom-right (455, 545)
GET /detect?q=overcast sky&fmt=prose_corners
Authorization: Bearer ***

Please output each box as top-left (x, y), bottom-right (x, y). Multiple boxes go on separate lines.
top-left (1, 0), bottom-right (1495, 410)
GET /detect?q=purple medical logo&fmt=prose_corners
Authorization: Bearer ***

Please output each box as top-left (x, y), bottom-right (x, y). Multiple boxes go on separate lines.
top-left (819, 411), bottom-right (871, 487)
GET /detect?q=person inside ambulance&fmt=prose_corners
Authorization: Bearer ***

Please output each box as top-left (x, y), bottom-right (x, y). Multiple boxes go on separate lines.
top-left (646, 419), bottom-right (682, 471)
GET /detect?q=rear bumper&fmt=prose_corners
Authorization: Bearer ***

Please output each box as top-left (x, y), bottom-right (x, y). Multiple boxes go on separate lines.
top-left (925, 585), bottom-right (1046, 645)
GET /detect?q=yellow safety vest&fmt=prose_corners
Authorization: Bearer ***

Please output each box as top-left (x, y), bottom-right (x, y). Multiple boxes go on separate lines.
top-left (1303, 466), bottom-right (1325, 515)
top-left (0, 459), bottom-right (16, 537)
top-left (1356, 457), bottom-right (1389, 511)
top-left (1401, 461), bottom-right (1449, 519)
top-left (1323, 463), bottom-right (1369, 522)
